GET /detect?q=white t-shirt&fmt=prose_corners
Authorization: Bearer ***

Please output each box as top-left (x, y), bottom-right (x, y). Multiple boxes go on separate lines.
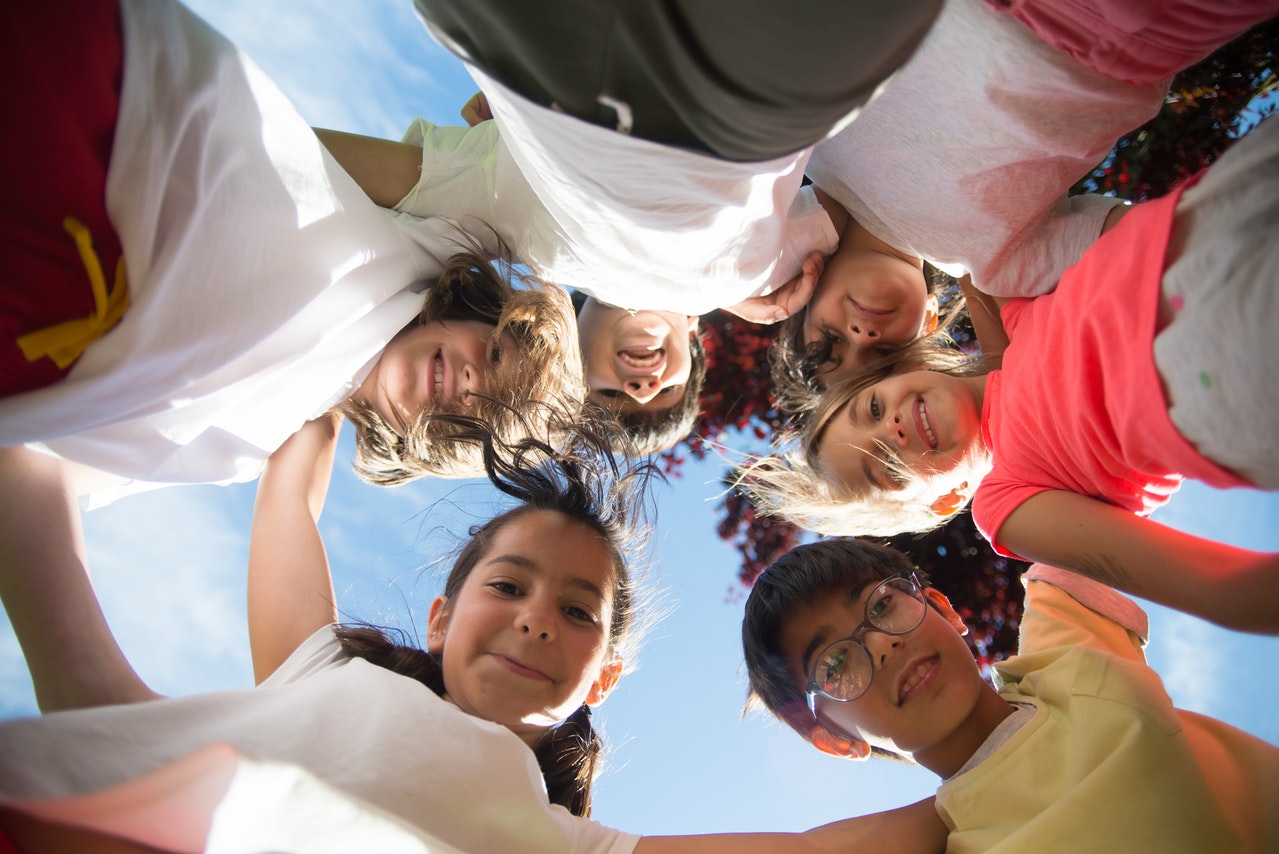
top-left (0, 0), bottom-right (469, 501)
top-left (0, 626), bottom-right (638, 854)
top-left (395, 66), bottom-right (840, 317)
top-left (806, 0), bottom-right (1167, 298)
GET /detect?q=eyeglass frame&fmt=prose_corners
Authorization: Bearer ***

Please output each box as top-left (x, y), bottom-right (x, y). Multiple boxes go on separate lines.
top-left (803, 572), bottom-right (927, 716)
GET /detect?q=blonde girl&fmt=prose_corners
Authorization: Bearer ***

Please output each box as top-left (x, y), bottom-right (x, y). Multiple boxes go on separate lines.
top-left (748, 118), bottom-right (1279, 636)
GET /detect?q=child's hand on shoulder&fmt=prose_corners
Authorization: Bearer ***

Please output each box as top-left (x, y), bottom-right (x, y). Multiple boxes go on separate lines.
top-left (724, 251), bottom-right (825, 325)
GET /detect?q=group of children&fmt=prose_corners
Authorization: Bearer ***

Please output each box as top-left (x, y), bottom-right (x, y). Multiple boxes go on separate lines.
top-left (1, 0), bottom-right (1278, 850)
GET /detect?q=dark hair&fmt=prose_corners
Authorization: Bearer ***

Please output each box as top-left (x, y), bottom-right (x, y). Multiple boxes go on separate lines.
top-left (768, 261), bottom-right (963, 415)
top-left (337, 409), bottom-right (659, 816)
top-left (741, 538), bottom-right (930, 761)
top-left (342, 237), bottom-right (584, 485)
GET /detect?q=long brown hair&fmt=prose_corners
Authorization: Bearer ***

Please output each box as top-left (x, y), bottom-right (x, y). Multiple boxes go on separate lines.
top-left (337, 410), bottom-right (659, 816)
top-left (342, 237), bottom-right (585, 485)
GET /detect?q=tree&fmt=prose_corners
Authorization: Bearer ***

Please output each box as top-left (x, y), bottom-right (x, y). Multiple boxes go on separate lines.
top-left (669, 21), bottom-right (1277, 665)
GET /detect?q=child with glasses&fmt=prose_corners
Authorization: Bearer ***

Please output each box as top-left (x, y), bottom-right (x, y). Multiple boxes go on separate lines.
top-left (744, 114), bottom-right (1279, 635)
top-left (742, 538), bottom-right (1279, 851)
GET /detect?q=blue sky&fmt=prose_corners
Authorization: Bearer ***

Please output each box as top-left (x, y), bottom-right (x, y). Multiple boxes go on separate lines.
top-left (2, 0), bottom-right (1277, 838)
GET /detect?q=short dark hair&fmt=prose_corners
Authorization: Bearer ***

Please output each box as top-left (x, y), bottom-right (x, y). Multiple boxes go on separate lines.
top-left (742, 538), bottom-right (929, 759)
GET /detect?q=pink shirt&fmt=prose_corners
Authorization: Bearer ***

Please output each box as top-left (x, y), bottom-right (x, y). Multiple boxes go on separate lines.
top-left (972, 180), bottom-right (1248, 558)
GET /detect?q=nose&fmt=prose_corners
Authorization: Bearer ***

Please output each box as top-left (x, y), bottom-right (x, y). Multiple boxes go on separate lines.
top-left (881, 411), bottom-right (908, 448)
top-left (861, 630), bottom-right (903, 670)
top-left (623, 376), bottom-right (661, 404)
top-left (846, 320), bottom-right (881, 345)
top-left (459, 361), bottom-right (487, 401)
top-left (518, 601), bottom-right (556, 642)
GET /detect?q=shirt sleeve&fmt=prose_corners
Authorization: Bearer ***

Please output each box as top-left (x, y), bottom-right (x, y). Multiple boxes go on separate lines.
top-left (1016, 564), bottom-right (1149, 662)
top-left (977, 194), bottom-right (1127, 298)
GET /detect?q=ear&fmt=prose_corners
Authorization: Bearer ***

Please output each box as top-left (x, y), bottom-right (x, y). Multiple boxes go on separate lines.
top-left (923, 587), bottom-right (969, 637)
top-left (807, 723), bottom-right (871, 760)
top-left (928, 480), bottom-right (969, 518)
top-left (426, 595), bottom-right (450, 654)
top-left (922, 293), bottom-right (940, 335)
top-left (585, 657), bottom-right (623, 705)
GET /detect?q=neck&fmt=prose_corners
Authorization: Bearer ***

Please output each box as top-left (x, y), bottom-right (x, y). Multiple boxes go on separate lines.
top-left (914, 682), bottom-right (1014, 779)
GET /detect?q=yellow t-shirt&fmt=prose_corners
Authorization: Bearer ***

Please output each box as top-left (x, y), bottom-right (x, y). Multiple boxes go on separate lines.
top-left (936, 566), bottom-right (1279, 853)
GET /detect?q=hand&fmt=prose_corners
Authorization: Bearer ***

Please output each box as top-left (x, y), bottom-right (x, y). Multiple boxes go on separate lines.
top-left (723, 251), bottom-right (825, 325)
top-left (460, 91), bottom-right (493, 126)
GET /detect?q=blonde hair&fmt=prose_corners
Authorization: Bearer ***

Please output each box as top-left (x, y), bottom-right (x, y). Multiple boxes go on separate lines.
top-left (741, 340), bottom-right (990, 537)
top-left (343, 241), bottom-right (585, 485)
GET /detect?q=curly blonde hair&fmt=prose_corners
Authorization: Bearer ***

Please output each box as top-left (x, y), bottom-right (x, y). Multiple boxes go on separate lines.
top-left (741, 339), bottom-right (990, 537)
top-left (342, 241), bottom-right (585, 485)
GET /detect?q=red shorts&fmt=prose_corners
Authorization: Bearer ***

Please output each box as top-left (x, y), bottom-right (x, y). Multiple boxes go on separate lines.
top-left (0, 0), bottom-right (125, 397)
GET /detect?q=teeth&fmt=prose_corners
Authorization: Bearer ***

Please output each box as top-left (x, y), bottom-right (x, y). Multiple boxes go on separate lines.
top-left (618, 348), bottom-right (662, 368)
top-left (918, 399), bottom-right (936, 448)
top-left (900, 659), bottom-right (931, 700)
top-left (434, 359), bottom-right (444, 389)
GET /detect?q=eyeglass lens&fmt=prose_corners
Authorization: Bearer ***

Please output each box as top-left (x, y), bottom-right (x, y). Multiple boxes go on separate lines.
top-left (813, 577), bottom-right (925, 700)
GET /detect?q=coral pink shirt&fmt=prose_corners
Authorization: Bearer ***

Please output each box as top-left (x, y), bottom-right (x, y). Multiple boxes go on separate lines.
top-left (972, 179), bottom-right (1248, 558)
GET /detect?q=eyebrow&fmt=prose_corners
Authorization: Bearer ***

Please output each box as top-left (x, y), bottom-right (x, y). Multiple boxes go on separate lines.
top-left (798, 583), bottom-right (879, 673)
top-left (485, 553), bottom-right (606, 599)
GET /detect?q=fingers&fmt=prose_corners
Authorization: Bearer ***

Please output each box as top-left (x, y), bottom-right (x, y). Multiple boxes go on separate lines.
top-left (460, 92), bottom-right (492, 126)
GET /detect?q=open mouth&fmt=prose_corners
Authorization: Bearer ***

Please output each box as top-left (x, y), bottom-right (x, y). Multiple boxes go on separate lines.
top-left (617, 348), bottom-right (664, 370)
top-left (915, 396), bottom-right (938, 450)
top-left (432, 353), bottom-right (444, 398)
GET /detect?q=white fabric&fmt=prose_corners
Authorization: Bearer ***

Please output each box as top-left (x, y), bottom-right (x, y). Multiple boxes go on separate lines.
top-left (806, 0), bottom-right (1167, 298)
top-left (395, 66), bottom-right (840, 317)
top-left (0, 626), bottom-right (638, 854)
top-left (0, 0), bottom-right (469, 503)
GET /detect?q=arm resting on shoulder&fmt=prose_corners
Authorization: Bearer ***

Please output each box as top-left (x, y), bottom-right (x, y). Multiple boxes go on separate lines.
top-left (0, 446), bottom-right (158, 711)
top-left (997, 489), bottom-right (1279, 635)
top-left (314, 128), bottom-right (424, 208)
top-left (247, 414), bottom-right (343, 683)
top-left (636, 797), bottom-right (945, 854)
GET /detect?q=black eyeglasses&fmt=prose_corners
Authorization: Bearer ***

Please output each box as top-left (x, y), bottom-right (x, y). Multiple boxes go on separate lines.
top-left (805, 574), bottom-right (927, 715)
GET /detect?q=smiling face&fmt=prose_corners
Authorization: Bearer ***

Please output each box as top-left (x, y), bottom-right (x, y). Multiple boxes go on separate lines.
top-left (777, 581), bottom-right (996, 774)
top-left (576, 298), bottom-right (698, 415)
top-left (352, 319), bottom-right (510, 432)
top-left (426, 510), bottom-right (622, 746)
top-left (816, 370), bottom-right (986, 497)
top-left (802, 248), bottom-right (938, 383)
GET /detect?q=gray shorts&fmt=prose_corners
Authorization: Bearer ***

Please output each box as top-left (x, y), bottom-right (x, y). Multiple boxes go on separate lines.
top-left (1153, 116), bottom-right (1279, 488)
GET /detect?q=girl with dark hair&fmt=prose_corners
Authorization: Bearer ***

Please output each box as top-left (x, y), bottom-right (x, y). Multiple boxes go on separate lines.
top-left (0, 418), bottom-right (949, 853)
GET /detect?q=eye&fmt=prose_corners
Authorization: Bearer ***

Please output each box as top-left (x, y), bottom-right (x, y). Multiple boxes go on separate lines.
top-left (868, 591), bottom-right (895, 621)
top-left (596, 389), bottom-right (625, 399)
top-left (880, 451), bottom-right (908, 489)
top-left (820, 646), bottom-right (849, 682)
top-left (488, 580), bottom-right (522, 597)
top-left (656, 384), bottom-right (683, 397)
top-left (489, 343), bottom-right (503, 366)
top-left (873, 345), bottom-right (896, 358)
top-left (563, 604), bottom-right (599, 625)
top-left (869, 394), bottom-right (883, 420)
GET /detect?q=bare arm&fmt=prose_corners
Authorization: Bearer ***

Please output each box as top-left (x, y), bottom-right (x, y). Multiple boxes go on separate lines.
top-left (958, 274), bottom-right (1009, 364)
top-left (247, 414), bottom-right (343, 683)
top-left (636, 797), bottom-right (945, 854)
top-left (0, 446), bottom-right (158, 711)
top-left (998, 490), bottom-right (1279, 634)
top-left (314, 128), bottom-right (423, 208)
